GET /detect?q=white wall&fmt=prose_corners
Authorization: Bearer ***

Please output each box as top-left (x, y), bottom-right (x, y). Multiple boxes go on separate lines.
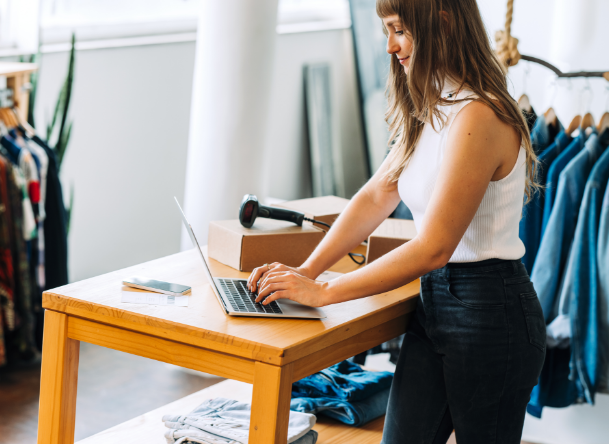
top-left (264, 28), bottom-right (367, 201)
top-left (33, 42), bottom-right (195, 282)
top-left (29, 26), bottom-right (365, 282)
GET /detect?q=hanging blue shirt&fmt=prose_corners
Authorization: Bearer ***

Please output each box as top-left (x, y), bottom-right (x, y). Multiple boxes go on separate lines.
top-left (597, 176), bottom-right (609, 394)
top-left (566, 135), bottom-right (609, 405)
top-left (530, 114), bottom-right (556, 155)
top-left (533, 133), bottom-right (602, 323)
top-left (520, 130), bottom-right (571, 272)
top-left (541, 132), bottom-right (586, 236)
top-left (528, 132), bottom-right (604, 418)
top-left (553, 129), bottom-right (609, 401)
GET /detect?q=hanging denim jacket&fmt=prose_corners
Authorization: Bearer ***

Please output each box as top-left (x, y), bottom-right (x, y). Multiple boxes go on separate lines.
top-left (530, 114), bottom-right (556, 155)
top-left (533, 133), bottom-right (602, 324)
top-left (541, 132), bottom-right (586, 236)
top-left (598, 176), bottom-right (609, 394)
top-left (528, 133), bottom-right (603, 418)
top-left (561, 130), bottom-right (609, 403)
top-left (520, 130), bottom-right (571, 272)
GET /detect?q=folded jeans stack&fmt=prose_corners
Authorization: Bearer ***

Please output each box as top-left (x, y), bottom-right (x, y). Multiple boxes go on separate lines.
top-left (290, 360), bottom-right (393, 427)
top-left (163, 397), bottom-right (318, 444)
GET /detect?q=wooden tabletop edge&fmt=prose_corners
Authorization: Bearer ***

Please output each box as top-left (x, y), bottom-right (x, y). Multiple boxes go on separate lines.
top-left (41, 292), bottom-right (286, 358)
top-left (281, 283), bottom-right (420, 355)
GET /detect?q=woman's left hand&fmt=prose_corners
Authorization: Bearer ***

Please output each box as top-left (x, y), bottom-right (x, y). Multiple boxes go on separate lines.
top-left (255, 270), bottom-right (330, 308)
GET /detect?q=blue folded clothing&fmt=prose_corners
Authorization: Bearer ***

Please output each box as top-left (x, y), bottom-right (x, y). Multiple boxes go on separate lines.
top-left (291, 388), bottom-right (390, 427)
top-left (291, 360), bottom-right (393, 402)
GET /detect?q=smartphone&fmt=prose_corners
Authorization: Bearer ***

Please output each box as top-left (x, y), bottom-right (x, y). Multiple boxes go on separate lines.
top-left (122, 276), bottom-right (191, 296)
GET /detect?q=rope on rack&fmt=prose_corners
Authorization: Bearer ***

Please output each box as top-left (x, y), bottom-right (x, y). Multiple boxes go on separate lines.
top-left (494, 0), bottom-right (521, 72)
top-left (493, 0), bottom-right (609, 81)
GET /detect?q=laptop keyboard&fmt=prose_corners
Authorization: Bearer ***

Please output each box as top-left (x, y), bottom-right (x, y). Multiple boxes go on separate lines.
top-left (218, 279), bottom-right (283, 315)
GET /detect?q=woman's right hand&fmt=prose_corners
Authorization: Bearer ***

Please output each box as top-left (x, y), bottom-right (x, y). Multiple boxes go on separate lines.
top-left (247, 262), bottom-right (313, 293)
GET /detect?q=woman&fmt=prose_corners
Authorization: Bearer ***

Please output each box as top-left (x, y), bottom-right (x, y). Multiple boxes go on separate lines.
top-left (248, 0), bottom-right (545, 442)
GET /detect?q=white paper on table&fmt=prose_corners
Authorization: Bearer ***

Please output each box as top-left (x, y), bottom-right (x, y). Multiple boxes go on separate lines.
top-left (316, 270), bottom-right (344, 282)
top-left (121, 290), bottom-right (189, 307)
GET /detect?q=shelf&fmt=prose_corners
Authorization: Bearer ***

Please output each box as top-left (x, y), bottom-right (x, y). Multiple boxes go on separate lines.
top-left (0, 62), bottom-right (38, 77)
top-left (75, 379), bottom-right (384, 444)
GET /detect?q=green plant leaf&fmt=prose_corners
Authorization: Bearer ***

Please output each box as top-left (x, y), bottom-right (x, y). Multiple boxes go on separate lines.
top-left (55, 33), bottom-right (76, 157)
top-left (47, 82), bottom-right (64, 142)
top-left (27, 51), bottom-right (40, 128)
top-left (66, 183), bottom-right (75, 234)
top-left (56, 121), bottom-right (73, 171)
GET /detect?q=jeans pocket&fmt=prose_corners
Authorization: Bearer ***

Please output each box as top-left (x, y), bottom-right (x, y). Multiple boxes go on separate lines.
top-left (520, 291), bottom-right (546, 352)
top-left (446, 281), bottom-right (504, 310)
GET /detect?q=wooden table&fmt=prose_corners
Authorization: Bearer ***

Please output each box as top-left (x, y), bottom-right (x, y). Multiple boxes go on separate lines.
top-left (37, 246), bottom-right (420, 444)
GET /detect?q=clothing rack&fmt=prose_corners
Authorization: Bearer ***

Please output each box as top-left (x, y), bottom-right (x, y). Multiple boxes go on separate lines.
top-left (519, 55), bottom-right (609, 81)
top-left (0, 62), bottom-right (37, 121)
top-left (495, 0), bottom-right (609, 82)
top-left (0, 61), bottom-right (55, 369)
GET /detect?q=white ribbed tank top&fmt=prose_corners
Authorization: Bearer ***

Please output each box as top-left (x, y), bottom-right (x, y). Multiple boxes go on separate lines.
top-left (397, 85), bottom-right (526, 263)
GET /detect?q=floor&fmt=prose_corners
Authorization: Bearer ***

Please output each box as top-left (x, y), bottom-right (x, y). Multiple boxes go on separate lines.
top-left (0, 342), bottom-right (224, 442)
top-left (0, 347), bottom-right (537, 444)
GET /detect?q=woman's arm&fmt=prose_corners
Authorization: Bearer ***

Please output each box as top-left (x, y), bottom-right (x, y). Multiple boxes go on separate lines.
top-left (247, 153), bottom-right (403, 291)
top-left (255, 101), bottom-right (521, 306)
top-left (298, 166), bottom-right (404, 279)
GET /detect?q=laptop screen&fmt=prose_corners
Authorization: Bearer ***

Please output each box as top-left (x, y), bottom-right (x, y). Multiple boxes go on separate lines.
top-left (174, 197), bottom-right (224, 299)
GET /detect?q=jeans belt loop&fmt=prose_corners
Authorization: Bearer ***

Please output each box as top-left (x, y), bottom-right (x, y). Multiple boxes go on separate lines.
top-left (511, 260), bottom-right (518, 275)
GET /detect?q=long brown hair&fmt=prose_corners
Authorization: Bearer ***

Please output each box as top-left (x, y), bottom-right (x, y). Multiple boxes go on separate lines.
top-left (376, 0), bottom-right (538, 200)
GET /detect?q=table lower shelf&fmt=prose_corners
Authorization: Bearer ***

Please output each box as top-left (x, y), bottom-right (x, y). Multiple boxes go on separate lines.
top-left (76, 379), bottom-right (384, 444)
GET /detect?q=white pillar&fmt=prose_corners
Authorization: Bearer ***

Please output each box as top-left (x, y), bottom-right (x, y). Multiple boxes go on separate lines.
top-left (181, 0), bottom-right (279, 248)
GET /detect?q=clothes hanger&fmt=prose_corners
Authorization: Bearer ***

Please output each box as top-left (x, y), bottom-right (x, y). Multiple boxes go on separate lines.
top-left (0, 109), bottom-right (10, 130)
top-left (580, 80), bottom-right (595, 131)
top-left (544, 78), bottom-right (559, 129)
top-left (566, 114), bottom-right (582, 136)
top-left (563, 79), bottom-right (582, 136)
top-left (599, 113), bottom-right (609, 133)
top-left (518, 94), bottom-right (532, 113)
top-left (598, 86), bottom-right (609, 134)
top-left (11, 107), bottom-right (35, 137)
top-left (0, 119), bottom-right (8, 137)
top-left (0, 108), bottom-right (15, 129)
top-left (7, 109), bottom-right (17, 129)
top-left (518, 63), bottom-right (533, 113)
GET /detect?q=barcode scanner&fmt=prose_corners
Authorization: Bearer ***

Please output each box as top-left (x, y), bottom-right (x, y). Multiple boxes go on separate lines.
top-left (239, 194), bottom-right (306, 228)
top-left (238, 194), bottom-right (365, 264)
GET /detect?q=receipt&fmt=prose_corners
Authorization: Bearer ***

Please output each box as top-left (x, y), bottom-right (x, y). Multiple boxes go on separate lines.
top-left (121, 288), bottom-right (189, 306)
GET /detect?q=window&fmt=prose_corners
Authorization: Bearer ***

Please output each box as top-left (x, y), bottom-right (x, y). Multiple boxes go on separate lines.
top-left (277, 0), bottom-right (350, 34)
top-left (2, 0), bottom-right (351, 51)
top-left (0, 0), bottom-right (39, 54)
top-left (40, 0), bottom-right (201, 44)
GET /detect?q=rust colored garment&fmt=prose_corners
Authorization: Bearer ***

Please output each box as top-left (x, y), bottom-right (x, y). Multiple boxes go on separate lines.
top-left (0, 153), bottom-right (37, 365)
top-left (0, 155), bottom-right (15, 365)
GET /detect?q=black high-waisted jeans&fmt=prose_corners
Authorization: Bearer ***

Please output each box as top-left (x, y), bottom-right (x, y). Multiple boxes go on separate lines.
top-left (382, 259), bottom-right (545, 444)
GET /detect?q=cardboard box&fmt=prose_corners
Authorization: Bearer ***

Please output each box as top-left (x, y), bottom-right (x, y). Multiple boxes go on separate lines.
top-left (273, 195), bottom-right (350, 226)
top-left (208, 219), bottom-right (325, 272)
top-left (366, 218), bottom-right (418, 264)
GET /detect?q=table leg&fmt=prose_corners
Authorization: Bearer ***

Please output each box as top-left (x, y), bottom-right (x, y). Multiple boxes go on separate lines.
top-left (37, 310), bottom-right (80, 444)
top-left (249, 361), bottom-right (294, 444)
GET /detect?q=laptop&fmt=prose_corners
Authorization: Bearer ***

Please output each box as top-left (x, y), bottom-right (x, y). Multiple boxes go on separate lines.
top-left (175, 198), bottom-right (326, 319)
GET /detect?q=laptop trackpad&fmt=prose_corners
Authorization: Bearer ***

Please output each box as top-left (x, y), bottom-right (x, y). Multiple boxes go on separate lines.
top-left (275, 299), bottom-right (326, 318)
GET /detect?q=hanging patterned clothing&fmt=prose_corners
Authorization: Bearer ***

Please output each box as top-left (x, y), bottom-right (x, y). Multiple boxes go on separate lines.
top-left (0, 155), bottom-right (15, 366)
